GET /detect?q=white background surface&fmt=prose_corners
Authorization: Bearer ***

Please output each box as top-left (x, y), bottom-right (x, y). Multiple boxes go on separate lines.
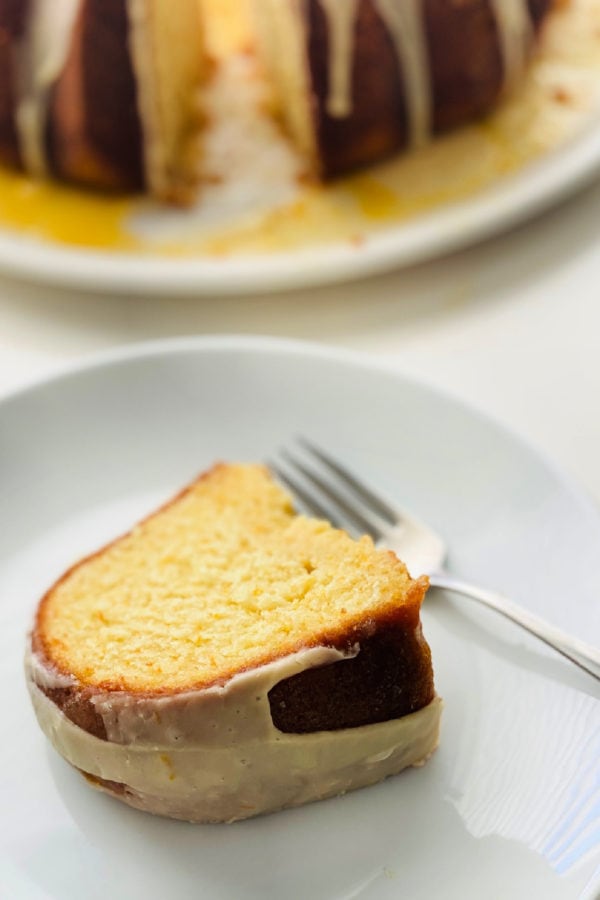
top-left (2, 171), bottom-right (600, 504)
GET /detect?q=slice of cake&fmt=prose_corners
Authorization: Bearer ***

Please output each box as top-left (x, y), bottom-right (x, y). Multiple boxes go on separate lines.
top-left (253, 0), bottom-right (558, 178)
top-left (0, 0), bottom-right (207, 200)
top-left (26, 463), bottom-right (441, 823)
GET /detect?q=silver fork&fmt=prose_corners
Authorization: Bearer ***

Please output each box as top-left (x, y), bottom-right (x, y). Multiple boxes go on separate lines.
top-left (270, 437), bottom-right (600, 682)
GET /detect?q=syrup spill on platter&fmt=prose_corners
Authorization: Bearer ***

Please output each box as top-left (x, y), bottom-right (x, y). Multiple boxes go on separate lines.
top-left (0, 0), bottom-right (599, 258)
top-left (0, 171), bottom-right (137, 251)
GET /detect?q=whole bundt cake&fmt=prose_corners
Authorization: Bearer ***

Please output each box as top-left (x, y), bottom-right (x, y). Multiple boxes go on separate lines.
top-left (0, 0), bottom-right (561, 199)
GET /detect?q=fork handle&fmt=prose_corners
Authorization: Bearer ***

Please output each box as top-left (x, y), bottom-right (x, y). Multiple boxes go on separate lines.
top-left (429, 573), bottom-right (600, 681)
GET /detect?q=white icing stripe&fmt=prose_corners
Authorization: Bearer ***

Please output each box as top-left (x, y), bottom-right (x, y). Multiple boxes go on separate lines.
top-left (318, 0), bottom-right (360, 118)
top-left (317, 0), bottom-right (432, 147)
top-left (489, 0), bottom-right (534, 92)
top-left (27, 642), bottom-right (442, 822)
top-left (373, 0), bottom-right (431, 149)
top-left (15, 0), bottom-right (80, 176)
top-left (28, 679), bottom-right (442, 824)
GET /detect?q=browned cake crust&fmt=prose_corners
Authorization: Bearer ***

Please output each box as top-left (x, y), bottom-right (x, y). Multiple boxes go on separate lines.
top-left (46, 0), bottom-right (144, 191)
top-left (269, 618), bottom-right (434, 733)
top-left (0, 0), bottom-right (28, 168)
top-left (307, 0), bottom-right (555, 178)
top-left (34, 610), bottom-right (434, 741)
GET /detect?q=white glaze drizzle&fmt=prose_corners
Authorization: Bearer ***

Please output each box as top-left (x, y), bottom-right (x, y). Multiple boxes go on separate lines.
top-left (373, 0), bottom-right (431, 148)
top-left (15, 0), bottom-right (80, 176)
top-left (316, 0), bottom-right (432, 148)
top-left (489, 0), bottom-right (534, 92)
top-left (318, 0), bottom-right (360, 118)
top-left (315, 0), bottom-right (535, 146)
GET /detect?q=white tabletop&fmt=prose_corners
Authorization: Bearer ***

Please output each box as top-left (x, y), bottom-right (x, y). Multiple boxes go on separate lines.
top-left (1, 172), bottom-right (600, 503)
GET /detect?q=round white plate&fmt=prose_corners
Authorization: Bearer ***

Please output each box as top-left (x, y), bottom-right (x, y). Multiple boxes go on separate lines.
top-left (1, 117), bottom-right (600, 296)
top-left (1, 336), bottom-right (599, 900)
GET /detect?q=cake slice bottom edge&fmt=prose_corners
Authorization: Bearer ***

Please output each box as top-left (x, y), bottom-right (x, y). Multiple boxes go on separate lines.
top-left (29, 678), bottom-right (442, 824)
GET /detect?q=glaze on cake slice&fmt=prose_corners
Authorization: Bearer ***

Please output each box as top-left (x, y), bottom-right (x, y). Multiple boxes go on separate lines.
top-left (26, 463), bottom-right (441, 823)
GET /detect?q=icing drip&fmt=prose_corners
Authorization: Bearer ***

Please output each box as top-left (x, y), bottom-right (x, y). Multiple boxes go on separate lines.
top-left (489, 0), bottom-right (534, 92)
top-left (373, 0), bottom-right (431, 149)
top-left (315, 0), bottom-right (534, 147)
top-left (317, 0), bottom-right (432, 147)
top-left (27, 640), bottom-right (442, 824)
top-left (318, 0), bottom-right (360, 118)
top-left (16, 0), bottom-right (80, 176)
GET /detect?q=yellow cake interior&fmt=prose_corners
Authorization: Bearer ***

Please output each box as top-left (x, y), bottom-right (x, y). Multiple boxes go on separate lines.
top-left (38, 464), bottom-right (424, 694)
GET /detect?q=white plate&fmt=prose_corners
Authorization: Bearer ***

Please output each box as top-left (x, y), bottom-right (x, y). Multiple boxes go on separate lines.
top-left (1, 116), bottom-right (600, 297)
top-left (1, 336), bottom-right (599, 900)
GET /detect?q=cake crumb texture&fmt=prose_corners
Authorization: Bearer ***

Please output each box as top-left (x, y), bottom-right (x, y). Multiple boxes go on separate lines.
top-left (36, 463), bottom-right (427, 694)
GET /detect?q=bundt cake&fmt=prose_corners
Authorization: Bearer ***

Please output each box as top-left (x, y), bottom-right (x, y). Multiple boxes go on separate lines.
top-left (0, 0), bottom-right (207, 200)
top-left (1, 0), bottom-right (562, 200)
top-left (26, 463), bottom-right (441, 824)
top-left (255, 0), bottom-right (559, 177)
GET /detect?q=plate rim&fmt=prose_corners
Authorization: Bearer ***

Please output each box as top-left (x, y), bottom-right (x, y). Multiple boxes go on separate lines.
top-left (2, 332), bottom-right (599, 532)
top-left (1, 112), bottom-right (600, 296)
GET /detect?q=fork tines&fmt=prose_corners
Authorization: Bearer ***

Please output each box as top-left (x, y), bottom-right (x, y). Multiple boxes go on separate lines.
top-left (269, 437), bottom-right (397, 542)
